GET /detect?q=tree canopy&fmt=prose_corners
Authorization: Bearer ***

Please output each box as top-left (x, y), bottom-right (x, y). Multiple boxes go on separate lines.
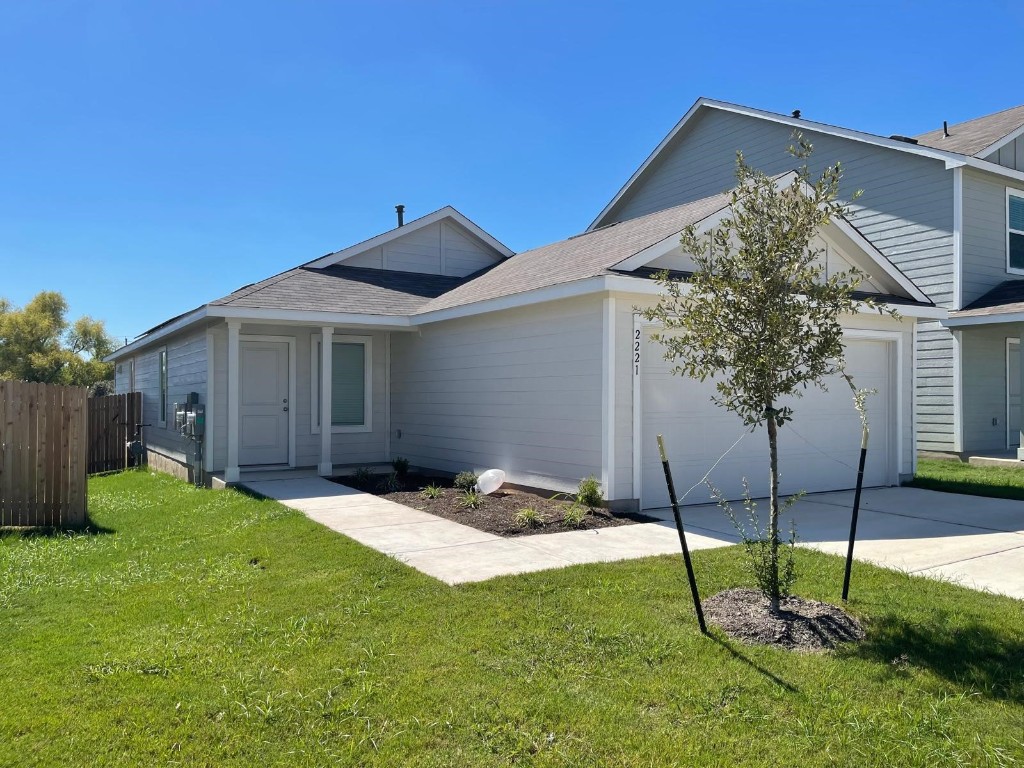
top-left (0, 291), bottom-right (116, 387)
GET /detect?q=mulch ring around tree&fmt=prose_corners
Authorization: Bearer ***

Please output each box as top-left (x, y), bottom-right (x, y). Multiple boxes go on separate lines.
top-left (336, 472), bottom-right (657, 538)
top-left (704, 588), bottom-right (865, 653)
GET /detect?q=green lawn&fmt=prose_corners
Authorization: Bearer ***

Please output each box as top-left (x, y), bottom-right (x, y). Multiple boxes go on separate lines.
top-left (908, 458), bottom-right (1024, 501)
top-left (2, 473), bottom-right (1023, 767)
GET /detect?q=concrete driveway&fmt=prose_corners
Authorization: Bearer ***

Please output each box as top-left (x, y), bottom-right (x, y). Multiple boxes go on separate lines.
top-left (648, 486), bottom-right (1024, 600)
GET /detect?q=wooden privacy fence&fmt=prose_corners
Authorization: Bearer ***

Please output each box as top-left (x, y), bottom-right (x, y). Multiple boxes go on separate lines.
top-left (88, 392), bottom-right (142, 474)
top-left (0, 381), bottom-right (87, 527)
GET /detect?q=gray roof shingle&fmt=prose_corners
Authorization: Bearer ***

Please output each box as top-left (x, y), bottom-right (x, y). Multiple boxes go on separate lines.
top-left (951, 280), bottom-right (1024, 318)
top-left (210, 264), bottom-right (472, 316)
top-left (914, 105), bottom-right (1024, 156)
top-left (418, 191), bottom-right (732, 313)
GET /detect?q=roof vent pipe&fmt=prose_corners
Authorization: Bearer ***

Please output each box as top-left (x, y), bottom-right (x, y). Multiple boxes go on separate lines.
top-left (943, 120), bottom-right (949, 138)
top-left (792, 109), bottom-right (801, 119)
top-left (396, 204), bottom-right (405, 227)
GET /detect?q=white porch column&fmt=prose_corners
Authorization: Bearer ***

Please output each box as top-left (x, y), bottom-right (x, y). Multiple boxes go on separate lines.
top-left (225, 319), bottom-right (241, 483)
top-left (319, 326), bottom-right (334, 476)
top-left (1017, 326), bottom-right (1024, 461)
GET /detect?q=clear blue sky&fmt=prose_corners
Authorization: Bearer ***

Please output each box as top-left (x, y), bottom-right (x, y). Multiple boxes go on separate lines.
top-left (2, 1), bottom-right (1022, 343)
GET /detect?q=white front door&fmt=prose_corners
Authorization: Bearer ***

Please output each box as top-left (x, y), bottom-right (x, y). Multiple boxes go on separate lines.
top-left (1008, 339), bottom-right (1020, 449)
top-left (239, 340), bottom-right (290, 466)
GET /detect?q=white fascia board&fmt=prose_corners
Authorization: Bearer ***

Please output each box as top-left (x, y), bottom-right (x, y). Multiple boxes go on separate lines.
top-left (589, 98), bottom-right (972, 230)
top-left (104, 307), bottom-right (208, 362)
top-left (413, 276), bottom-right (612, 324)
top-left (207, 305), bottom-right (415, 329)
top-left (943, 311), bottom-right (1024, 327)
top-left (307, 206), bottom-right (513, 269)
top-left (958, 154), bottom-right (1024, 187)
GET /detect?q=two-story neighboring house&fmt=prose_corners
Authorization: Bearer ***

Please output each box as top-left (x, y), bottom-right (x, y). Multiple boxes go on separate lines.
top-left (590, 98), bottom-right (1024, 460)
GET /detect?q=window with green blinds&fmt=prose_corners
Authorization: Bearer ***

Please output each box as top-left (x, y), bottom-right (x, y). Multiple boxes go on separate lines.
top-left (1010, 194), bottom-right (1024, 270)
top-left (330, 342), bottom-right (365, 426)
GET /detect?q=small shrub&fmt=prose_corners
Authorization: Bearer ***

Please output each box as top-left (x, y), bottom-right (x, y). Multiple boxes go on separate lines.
top-left (561, 501), bottom-right (588, 528)
top-left (459, 489), bottom-right (484, 510)
top-left (514, 507), bottom-right (545, 528)
top-left (454, 471), bottom-right (478, 492)
top-left (420, 484), bottom-right (443, 500)
top-left (376, 472), bottom-right (401, 494)
top-left (352, 467), bottom-right (373, 487)
top-left (577, 476), bottom-right (603, 508)
top-left (392, 456), bottom-right (410, 477)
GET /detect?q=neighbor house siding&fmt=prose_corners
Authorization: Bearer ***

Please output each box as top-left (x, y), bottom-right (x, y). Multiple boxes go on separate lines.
top-left (961, 326), bottom-right (1014, 452)
top-left (599, 108), bottom-right (958, 451)
top-left (390, 296), bottom-right (604, 493)
top-left (984, 135), bottom-right (1024, 173)
top-left (963, 167), bottom-right (1016, 305)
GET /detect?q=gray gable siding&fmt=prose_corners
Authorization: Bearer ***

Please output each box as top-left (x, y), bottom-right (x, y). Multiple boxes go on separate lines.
top-left (600, 108), bottom-right (958, 452)
top-left (962, 168), bottom-right (1015, 306)
top-left (984, 135), bottom-right (1024, 172)
top-left (604, 109), bottom-right (955, 307)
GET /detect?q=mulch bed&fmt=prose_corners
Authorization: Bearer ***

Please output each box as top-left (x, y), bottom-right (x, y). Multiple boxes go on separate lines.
top-left (335, 472), bottom-right (656, 538)
top-left (704, 588), bottom-right (865, 653)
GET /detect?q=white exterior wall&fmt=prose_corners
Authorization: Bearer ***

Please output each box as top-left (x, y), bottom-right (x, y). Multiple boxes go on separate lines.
top-left (390, 296), bottom-right (604, 493)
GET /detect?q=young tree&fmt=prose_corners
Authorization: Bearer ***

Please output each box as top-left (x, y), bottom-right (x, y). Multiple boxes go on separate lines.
top-left (642, 135), bottom-right (895, 612)
top-left (0, 291), bottom-right (116, 386)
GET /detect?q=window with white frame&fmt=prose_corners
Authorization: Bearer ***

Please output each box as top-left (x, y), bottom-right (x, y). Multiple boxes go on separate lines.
top-left (1008, 189), bottom-right (1024, 272)
top-left (158, 348), bottom-right (168, 426)
top-left (311, 335), bottom-right (371, 432)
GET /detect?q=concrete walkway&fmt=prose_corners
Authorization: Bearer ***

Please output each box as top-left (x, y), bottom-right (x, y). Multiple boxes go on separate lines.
top-left (242, 477), bottom-right (1024, 599)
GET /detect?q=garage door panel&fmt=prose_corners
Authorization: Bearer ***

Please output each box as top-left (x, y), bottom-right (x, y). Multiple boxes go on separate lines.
top-left (641, 333), bottom-right (892, 510)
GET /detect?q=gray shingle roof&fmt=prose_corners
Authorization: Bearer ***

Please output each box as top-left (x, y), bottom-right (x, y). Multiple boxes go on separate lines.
top-left (210, 264), bottom-right (471, 316)
top-left (418, 191), bottom-right (732, 313)
top-left (914, 105), bottom-right (1024, 156)
top-left (951, 280), bottom-right (1024, 318)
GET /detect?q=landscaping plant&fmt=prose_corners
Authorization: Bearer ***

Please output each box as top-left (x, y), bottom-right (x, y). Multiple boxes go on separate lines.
top-left (560, 501), bottom-right (587, 528)
top-left (392, 456), bottom-right (410, 478)
top-left (514, 507), bottom-right (546, 529)
top-left (459, 489), bottom-right (484, 510)
top-left (376, 472), bottom-right (401, 494)
top-left (454, 471), bottom-right (478, 492)
top-left (419, 483), bottom-right (443, 500)
top-left (642, 134), bottom-right (896, 612)
top-left (576, 476), bottom-right (603, 508)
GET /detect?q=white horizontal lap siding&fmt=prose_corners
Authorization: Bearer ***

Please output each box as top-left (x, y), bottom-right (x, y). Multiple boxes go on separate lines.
top-left (962, 168), bottom-right (1014, 304)
top-left (390, 296), bottom-right (604, 493)
top-left (114, 362), bottom-right (131, 394)
top-left (385, 224), bottom-right (441, 273)
top-left (915, 321), bottom-right (956, 451)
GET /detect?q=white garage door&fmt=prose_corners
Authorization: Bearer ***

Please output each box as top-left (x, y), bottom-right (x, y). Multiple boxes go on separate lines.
top-left (640, 329), bottom-right (894, 510)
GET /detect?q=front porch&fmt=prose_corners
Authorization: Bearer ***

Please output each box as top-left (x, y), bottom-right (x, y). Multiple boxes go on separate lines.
top-left (208, 319), bottom-right (408, 483)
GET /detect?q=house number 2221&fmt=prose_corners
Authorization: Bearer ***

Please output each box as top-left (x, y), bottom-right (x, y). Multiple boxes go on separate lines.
top-left (634, 328), bottom-right (641, 374)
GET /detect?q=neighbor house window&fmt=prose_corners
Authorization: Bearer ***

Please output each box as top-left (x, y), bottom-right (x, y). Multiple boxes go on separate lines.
top-left (1009, 190), bottom-right (1024, 272)
top-left (311, 335), bottom-right (372, 432)
top-left (158, 348), bottom-right (168, 426)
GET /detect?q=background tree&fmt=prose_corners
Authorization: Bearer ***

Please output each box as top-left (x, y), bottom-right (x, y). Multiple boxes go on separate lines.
top-left (642, 135), bottom-right (894, 612)
top-left (0, 291), bottom-right (116, 387)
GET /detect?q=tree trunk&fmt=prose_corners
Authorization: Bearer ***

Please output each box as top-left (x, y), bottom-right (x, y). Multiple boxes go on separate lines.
top-left (766, 404), bottom-right (781, 613)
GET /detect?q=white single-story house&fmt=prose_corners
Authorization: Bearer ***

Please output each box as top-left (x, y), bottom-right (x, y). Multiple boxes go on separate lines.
top-left (109, 181), bottom-right (940, 511)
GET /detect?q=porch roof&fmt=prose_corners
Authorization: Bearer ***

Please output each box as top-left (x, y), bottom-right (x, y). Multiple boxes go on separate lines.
top-left (946, 280), bottom-right (1024, 326)
top-left (209, 264), bottom-right (472, 316)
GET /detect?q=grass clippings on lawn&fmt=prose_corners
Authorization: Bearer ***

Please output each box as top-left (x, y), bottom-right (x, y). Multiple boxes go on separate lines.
top-left (2, 471), bottom-right (1024, 767)
top-left (704, 588), bottom-right (865, 653)
top-left (907, 458), bottom-right (1024, 501)
top-left (340, 472), bottom-right (656, 537)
